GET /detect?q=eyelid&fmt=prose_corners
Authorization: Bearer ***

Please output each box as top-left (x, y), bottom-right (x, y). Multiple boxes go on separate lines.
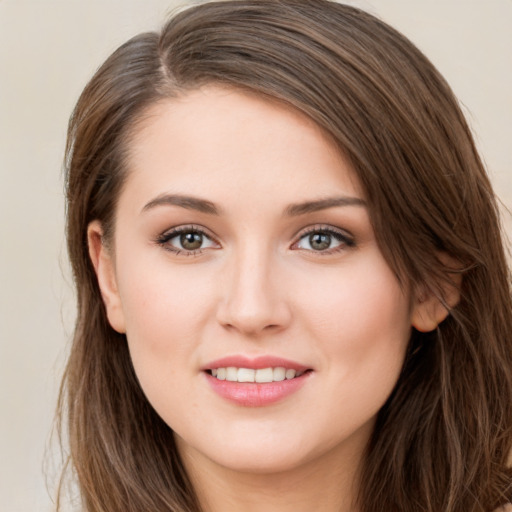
top-left (290, 224), bottom-right (355, 253)
top-left (158, 223), bottom-right (216, 239)
top-left (155, 224), bottom-right (221, 254)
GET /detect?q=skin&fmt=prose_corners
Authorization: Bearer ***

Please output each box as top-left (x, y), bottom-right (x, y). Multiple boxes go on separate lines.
top-left (88, 86), bottom-right (447, 512)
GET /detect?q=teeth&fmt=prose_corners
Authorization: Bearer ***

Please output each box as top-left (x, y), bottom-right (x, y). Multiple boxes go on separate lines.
top-left (209, 366), bottom-right (306, 383)
top-left (273, 367), bottom-right (286, 381)
top-left (238, 368), bottom-right (256, 382)
top-left (255, 367), bottom-right (273, 383)
top-left (226, 367), bottom-right (238, 381)
top-left (285, 369), bottom-right (296, 380)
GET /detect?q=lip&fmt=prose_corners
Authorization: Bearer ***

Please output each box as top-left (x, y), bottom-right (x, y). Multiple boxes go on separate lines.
top-left (202, 355), bottom-right (312, 407)
top-left (202, 355), bottom-right (310, 372)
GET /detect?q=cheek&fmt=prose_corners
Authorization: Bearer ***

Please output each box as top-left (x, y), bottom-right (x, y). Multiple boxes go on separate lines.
top-left (306, 254), bottom-right (409, 335)
top-left (298, 254), bottom-right (411, 386)
top-left (291, 259), bottom-right (411, 441)
top-left (115, 259), bottom-right (217, 426)
top-left (115, 254), bottom-right (216, 376)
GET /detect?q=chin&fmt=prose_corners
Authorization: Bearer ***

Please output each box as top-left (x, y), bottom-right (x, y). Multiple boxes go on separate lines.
top-left (177, 421), bottom-right (366, 477)
top-left (211, 447), bottom-right (313, 475)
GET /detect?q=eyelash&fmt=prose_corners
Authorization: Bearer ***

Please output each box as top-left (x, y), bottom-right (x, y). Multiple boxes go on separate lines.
top-left (292, 225), bottom-right (355, 255)
top-left (155, 224), bottom-right (355, 256)
top-left (155, 225), bottom-right (218, 256)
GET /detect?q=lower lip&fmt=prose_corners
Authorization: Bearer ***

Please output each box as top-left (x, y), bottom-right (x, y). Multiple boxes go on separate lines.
top-left (205, 371), bottom-right (311, 407)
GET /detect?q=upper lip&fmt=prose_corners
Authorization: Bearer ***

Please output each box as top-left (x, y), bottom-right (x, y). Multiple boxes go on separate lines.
top-left (202, 355), bottom-right (310, 371)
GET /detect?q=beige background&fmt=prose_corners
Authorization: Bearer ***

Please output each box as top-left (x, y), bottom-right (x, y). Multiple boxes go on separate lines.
top-left (0, 1), bottom-right (510, 510)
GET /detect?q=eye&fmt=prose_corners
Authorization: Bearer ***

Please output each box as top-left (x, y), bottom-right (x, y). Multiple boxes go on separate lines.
top-left (156, 226), bottom-right (218, 255)
top-left (293, 227), bottom-right (354, 254)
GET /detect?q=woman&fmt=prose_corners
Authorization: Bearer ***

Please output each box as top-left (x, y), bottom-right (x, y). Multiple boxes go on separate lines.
top-left (58, 1), bottom-right (512, 511)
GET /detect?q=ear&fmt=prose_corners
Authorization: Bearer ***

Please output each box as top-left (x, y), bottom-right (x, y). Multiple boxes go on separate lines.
top-left (87, 220), bottom-right (126, 333)
top-left (411, 257), bottom-right (462, 333)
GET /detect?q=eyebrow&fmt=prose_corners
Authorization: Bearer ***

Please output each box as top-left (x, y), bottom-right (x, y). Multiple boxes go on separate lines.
top-left (284, 196), bottom-right (366, 216)
top-left (141, 193), bottom-right (366, 217)
top-left (142, 194), bottom-right (220, 215)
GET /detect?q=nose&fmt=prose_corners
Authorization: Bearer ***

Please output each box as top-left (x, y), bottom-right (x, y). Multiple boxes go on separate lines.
top-left (216, 244), bottom-right (292, 336)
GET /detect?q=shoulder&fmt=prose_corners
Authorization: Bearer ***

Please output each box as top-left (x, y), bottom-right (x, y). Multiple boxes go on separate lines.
top-left (495, 505), bottom-right (512, 512)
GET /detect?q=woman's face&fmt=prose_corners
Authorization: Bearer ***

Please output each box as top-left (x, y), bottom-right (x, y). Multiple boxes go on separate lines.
top-left (90, 86), bottom-right (422, 476)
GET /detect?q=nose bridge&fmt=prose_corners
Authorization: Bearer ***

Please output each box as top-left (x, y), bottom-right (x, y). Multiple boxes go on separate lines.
top-left (217, 236), bottom-right (289, 334)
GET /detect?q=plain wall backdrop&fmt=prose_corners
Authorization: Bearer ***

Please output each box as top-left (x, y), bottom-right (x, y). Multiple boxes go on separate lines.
top-left (1, 1), bottom-right (510, 510)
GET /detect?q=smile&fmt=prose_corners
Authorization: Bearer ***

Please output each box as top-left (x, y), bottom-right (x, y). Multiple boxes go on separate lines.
top-left (203, 357), bottom-right (312, 407)
top-left (209, 367), bottom-right (306, 383)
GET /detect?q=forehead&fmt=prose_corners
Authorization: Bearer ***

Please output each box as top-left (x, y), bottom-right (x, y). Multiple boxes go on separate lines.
top-left (121, 86), bottom-right (363, 212)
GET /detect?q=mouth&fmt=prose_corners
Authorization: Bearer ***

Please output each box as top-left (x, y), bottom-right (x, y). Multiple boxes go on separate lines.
top-left (206, 367), bottom-right (309, 382)
top-left (203, 356), bottom-right (313, 407)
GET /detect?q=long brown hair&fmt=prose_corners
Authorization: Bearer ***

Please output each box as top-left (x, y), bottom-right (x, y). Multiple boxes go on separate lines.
top-left (58, 1), bottom-right (512, 510)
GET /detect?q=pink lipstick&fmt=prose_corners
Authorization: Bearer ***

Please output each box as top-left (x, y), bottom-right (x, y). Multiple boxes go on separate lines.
top-left (202, 355), bottom-right (312, 407)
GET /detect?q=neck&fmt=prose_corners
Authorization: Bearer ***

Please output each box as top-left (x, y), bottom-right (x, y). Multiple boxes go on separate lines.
top-left (177, 434), bottom-right (366, 512)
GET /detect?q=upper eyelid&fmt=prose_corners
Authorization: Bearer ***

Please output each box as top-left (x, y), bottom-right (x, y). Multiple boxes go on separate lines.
top-left (293, 224), bottom-right (353, 240)
top-left (159, 224), bottom-right (217, 240)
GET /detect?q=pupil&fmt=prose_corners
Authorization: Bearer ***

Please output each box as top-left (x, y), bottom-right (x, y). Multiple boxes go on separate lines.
top-left (310, 232), bottom-right (331, 250)
top-left (180, 232), bottom-right (202, 250)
